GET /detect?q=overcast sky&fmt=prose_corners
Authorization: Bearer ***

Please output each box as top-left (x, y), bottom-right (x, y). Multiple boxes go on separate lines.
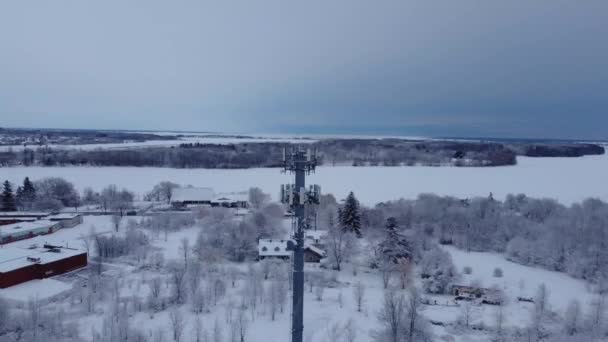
top-left (1, 1), bottom-right (606, 139)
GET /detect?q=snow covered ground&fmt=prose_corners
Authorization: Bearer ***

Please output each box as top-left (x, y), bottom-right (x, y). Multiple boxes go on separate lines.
top-left (3, 154), bottom-right (608, 206)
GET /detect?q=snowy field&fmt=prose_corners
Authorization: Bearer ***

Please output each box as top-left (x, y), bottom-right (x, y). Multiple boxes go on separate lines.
top-left (2, 154), bottom-right (608, 206)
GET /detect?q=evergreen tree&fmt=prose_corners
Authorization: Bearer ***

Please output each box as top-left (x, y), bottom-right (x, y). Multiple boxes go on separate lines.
top-left (21, 177), bottom-right (36, 209)
top-left (379, 217), bottom-right (411, 262)
top-left (15, 186), bottom-right (24, 210)
top-left (340, 192), bottom-right (362, 237)
top-left (1, 180), bottom-right (17, 212)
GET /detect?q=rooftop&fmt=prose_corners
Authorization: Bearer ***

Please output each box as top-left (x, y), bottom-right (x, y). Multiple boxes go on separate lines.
top-left (0, 245), bottom-right (86, 273)
top-left (172, 187), bottom-right (215, 203)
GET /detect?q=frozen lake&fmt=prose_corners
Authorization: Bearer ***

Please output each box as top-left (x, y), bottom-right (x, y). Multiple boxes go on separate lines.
top-left (1, 154), bottom-right (607, 205)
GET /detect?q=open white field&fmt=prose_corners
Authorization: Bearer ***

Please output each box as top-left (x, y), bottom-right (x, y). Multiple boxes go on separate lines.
top-left (2, 154), bottom-right (607, 206)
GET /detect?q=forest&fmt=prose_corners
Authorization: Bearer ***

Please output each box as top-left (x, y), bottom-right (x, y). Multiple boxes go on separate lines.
top-left (1, 138), bottom-right (603, 169)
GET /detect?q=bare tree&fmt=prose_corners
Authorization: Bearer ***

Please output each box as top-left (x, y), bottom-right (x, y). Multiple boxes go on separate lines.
top-left (315, 282), bottom-right (325, 302)
top-left (375, 289), bottom-right (405, 342)
top-left (353, 281), bottom-right (366, 313)
top-left (179, 237), bottom-right (190, 269)
top-left (169, 262), bottom-right (187, 304)
top-left (212, 319), bottom-right (222, 342)
top-left (192, 316), bottom-right (206, 342)
top-left (236, 306), bottom-right (249, 342)
top-left (111, 214), bottom-right (122, 232)
top-left (459, 300), bottom-right (475, 328)
top-left (588, 291), bottom-right (606, 334)
top-left (494, 301), bottom-right (506, 342)
top-left (343, 318), bottom-right (357, 342)
top-left (326, 211), bottom-right (356, 271)
top-left (531, 283), bottom-right (550, 341)
top-left (563, 299), bottom-right (581, 336)
top-left (169, 309), bottom-right (185, 342)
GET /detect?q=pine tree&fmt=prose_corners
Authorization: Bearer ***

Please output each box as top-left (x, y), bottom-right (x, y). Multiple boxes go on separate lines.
top-left (21, 177), bottom-right (36, 209)
top-left (1, 180), bottom-right (17, 212)
top-left (380, 217), bottom-right (411, 263)
top-left (340, 192), bottom-right (362, 237)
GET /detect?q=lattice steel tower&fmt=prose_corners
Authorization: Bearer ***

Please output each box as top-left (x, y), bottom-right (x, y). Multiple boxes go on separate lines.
top-left (280, 147), bottom-right (321, 342)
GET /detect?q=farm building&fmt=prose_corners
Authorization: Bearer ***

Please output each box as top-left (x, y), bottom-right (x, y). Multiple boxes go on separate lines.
top-left (0, 245), bottom-right (87, 288)
top-left (48, 213), bottom-right (84, 228)
top-left (0, 212), bottom-right (50, 226)
top-left (0, 220), bottom-right (61, 244)
top-left (171, 187), bottom-right (215, 208)
top-left (258, 239), bottom-right (325, 263)
top-left (210, 193), bottom-right (249, 208)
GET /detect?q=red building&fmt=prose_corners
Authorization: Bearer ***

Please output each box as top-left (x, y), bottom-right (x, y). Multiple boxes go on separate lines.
top-left (0, 245), bottom-right (87, 288)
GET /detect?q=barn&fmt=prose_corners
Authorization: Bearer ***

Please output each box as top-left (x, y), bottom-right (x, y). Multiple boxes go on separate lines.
top-left (0, 220), bottom-right (61, 244)
top-left (0, 245), bottom-right (87, 288)
top-left (171, 187), bottom-right (215, 208)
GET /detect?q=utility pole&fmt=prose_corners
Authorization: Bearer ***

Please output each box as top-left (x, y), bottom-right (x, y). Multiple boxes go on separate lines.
top-left (280, 147), bottom-right (320, 342)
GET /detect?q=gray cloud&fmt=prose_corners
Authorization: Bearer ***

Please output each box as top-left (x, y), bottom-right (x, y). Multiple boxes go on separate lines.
top-left (0, 0), bottom-right (606, 139)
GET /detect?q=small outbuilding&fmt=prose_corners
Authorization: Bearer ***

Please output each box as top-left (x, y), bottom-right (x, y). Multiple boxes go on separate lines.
top-left (48, 213), bottom-right (84, 229)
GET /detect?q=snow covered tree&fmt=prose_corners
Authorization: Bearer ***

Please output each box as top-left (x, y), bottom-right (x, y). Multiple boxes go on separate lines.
top-left (20, 177), bottom-right (36, 210)
top-left (340, 192), bottom-right (362, 237)
top-left (34, 177), bottom-right (80, 210)
top-left (419, 246), bottom-right (458, 294)
top-left (377, 217), bottom-right (411, 270)
top-left (146, 181), bottom-right (179, 203)
top-left (248, 187), bottom-right (269, 209)
top-left (1, 180), bottom-right (16, 212)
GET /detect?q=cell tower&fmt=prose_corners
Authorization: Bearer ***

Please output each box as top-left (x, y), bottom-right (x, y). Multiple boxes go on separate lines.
top-left (280, 147), bottom-right (321, 342)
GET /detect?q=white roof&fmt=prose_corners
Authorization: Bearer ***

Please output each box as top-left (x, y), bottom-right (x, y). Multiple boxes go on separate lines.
top-left (212, 192), bottom-right (249, 203)
top-left (258, 239), bottom-right (325, 258)
top-left (0, 212), bottom-right (50, 218)
top-left (305, 230), bottom-right (327, 241)
top-left (48, 213), bottom-right (81, 220)
top-left (258, 239), bottom-right (291, 257)
top-left (172, 187), bottom-right (215, 202)
top-left (305, 245), bottom-right (326, 257)
top-left (0, 220), bottom-right (58, 235)
top-left (0, 246), bottom-right (85, 273)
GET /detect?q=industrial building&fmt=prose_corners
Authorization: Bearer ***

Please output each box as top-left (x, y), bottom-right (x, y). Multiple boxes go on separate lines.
top-left (0, 245), bottom-right (87, 288)
top-left (48, 213), bottom-right (84, 229)
top-left (0, 212), bottom-right (50, 226)
top-left (0, 220), bottom-right (60, 244)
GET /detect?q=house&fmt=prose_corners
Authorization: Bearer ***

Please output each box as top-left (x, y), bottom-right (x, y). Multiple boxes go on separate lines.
top-left (304, 245), bottom-right (325, 263)
top-left (48, 213), bottom-right (83, 229)
top-left (304, 230), bottom-right (327, 247)
top-left (171, 187), bottom-right (215, 208)
top-left (258, 239), bottom-right (326, 263)
top-left (0, 220), bottom-right (61, 244)
top-left (258, 239), bottom-right (291, 260)
top-left (0, 245), bottom-right (87, 288)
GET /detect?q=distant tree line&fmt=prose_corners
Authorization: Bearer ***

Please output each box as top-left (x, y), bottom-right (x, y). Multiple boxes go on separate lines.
top-left (0, 139), bottom-right (523, 168)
